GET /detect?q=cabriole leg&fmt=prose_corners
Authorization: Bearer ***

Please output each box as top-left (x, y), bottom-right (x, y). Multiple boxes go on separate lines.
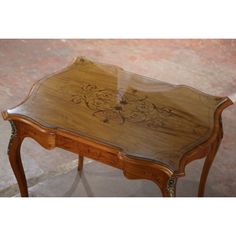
top-left (8, 121), bottom-right (28, 197)
top-left (198, 134), bottom-right (222, 197)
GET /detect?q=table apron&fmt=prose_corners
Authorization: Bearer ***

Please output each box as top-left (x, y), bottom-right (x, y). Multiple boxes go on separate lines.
top-left (56, 134), bottom-right (123, 169)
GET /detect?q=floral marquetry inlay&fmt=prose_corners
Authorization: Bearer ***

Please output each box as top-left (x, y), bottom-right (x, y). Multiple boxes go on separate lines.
top-left (60, 81), bottom-right (209, 139)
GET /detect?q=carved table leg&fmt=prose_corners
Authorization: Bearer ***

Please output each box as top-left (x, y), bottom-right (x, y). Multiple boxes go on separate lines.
top-left (8, 121), bottom-right (28, 197)
top-left (198, 134), bottom-right (222, 197)
top-left (78, 155), bottom-right (84, 173)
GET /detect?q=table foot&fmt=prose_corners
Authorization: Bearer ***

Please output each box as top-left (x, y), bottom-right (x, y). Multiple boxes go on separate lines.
top-left (8, 121), bottom-right (28, 197)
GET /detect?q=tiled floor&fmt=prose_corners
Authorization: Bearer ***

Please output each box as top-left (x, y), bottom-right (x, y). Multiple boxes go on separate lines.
top-left (0, 39), bottom-right (235, 197)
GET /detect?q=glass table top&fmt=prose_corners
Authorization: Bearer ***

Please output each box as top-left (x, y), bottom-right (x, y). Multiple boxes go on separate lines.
top-left (6, 57), bottom-right (230, 171)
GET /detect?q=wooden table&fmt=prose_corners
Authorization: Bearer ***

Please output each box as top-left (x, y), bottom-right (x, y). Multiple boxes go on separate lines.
top-left (2, 57), bottom-right (233, 197)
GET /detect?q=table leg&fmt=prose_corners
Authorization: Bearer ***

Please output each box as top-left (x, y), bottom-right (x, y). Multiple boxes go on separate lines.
top-left (198, 135), bottom-right (221, 197)
top-left (78, 155), bottom-right (84, 174)
top-left (8, 121), bottom-right (28, 197)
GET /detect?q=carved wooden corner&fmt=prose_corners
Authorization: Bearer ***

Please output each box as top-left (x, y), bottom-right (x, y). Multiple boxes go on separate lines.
top-left (119, 153), bottom-right (176, 197)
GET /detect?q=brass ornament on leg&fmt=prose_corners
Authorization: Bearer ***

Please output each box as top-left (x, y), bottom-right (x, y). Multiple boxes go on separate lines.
top-left (167, 176), bottom-right (176, 197)
top-left (7, 120), bottom-right (17, 155)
